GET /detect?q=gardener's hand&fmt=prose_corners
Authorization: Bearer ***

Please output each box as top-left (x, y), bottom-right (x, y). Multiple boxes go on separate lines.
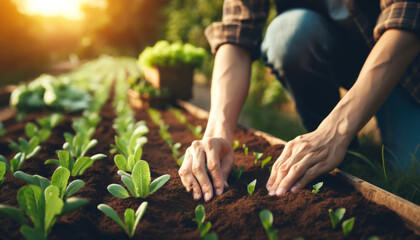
top-left (266, 126), bottom-right (351, 196)
top-left (179, 137), bottom-right (234, 202)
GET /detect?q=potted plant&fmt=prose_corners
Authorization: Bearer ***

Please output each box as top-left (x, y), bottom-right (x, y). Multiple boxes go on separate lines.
top-left (127, 76), bottom-right (171, 109)
top-left (138, 41), bottom-right (207, 100)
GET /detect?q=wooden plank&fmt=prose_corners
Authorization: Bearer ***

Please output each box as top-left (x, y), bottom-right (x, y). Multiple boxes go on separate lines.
top-left (179, 100), bottom-right (420, 234)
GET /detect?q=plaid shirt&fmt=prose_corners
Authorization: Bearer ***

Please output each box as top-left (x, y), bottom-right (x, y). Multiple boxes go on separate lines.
top-left (205, 0), bottom-right (420, 106)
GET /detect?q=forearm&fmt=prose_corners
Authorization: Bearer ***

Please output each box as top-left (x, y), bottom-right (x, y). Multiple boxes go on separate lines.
top-left (204, 44), bottom-right (252, 142)
top-left (320, 29), bottom-right (420, 142)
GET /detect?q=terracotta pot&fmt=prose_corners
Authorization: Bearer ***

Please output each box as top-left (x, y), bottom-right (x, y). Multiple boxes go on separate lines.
top-left (144, 66), bottom-right (193, 100)
top-left (127, 89), bottom-right (171, 109)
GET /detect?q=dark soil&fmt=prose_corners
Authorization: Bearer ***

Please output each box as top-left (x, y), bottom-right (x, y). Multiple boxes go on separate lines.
top-left (0, 95), bottom-right (418, 240)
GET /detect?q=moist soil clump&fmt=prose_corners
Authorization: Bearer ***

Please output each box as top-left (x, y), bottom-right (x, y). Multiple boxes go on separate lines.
top-left (0, 98), bottom-right (418, 239)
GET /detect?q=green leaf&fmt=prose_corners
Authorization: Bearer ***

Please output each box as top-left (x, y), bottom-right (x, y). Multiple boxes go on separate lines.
top-left (17, 185), bottom-right (45, 231)
top-left (91, 153), bottom-right (106, 161)
top-left (114, 154), bottom-right (128, 172)
top-left (247, 179), bottom-right (257, 196)
top-left (253, 152), bottom-right (263, 164)
top-left (44, 185), bottom-right (63, 234)
top-left (132, 160), bottom-right (151, 198)
top-left (0, 155), bottom-right (9, 172)
top-left (342, 217), bottom-right (355, 237)
top-left (8, 140), bottom-right (21, 153)
top-left (61, 197), bottom-right (88, 215)
top-left (25, 122), bottom-right (38, 138)
top-left (71, 157), bottom-right (93, 176)
top-left (124, 208), bottom-right (135, 237)
top-left (127, 155), bottom-right (136, 172)
top-left (20, 225), bottom-right (47, 240)
top-left (65, 180), bottom-right (85, 198)
top-left (328, 208), bottom-right (346, 229)
top-left (260, 209), bottom-right (273, 231)
top-left (44, 159), bottom-right (60, 166)
top-left (51, 167), bottom-right (70, 199)
top-left (199, 222), bottom-right (212, 237)
top-left (244, 147), bottom-right (248, 156)
top-left (0, 161), bottom-right (6, 185)
top-left (115, 136), bottom-right (128, 157)
top-left (57, 150), bottom-right (70, 169)
top-left (203, 233), bottom-right (219, 240)
top-left (232, 140), bottom-right (240, 150)
top-left (261, 157), bottom-right (272, 169)
top-left (37, 129), bottom-right (51, 143)
top-left (149, 174), bottom-right (170, 194)
top-left (13, 171), bottom-right (51, 190)
top-left (122, 176), bottom-right (137, 197)
top-left (132, 202), bottom-right (148, 237)
top-left (108, 184), bottom-right (130, 199)
top-left (97, 204), bottom-right (126, 231)
top-left (312, 182), bottom-right (323, 194)
top-left (0, 204), bottom-right (28, 225)
top-left (10, 157), bottom-right (20, 173)
top-left (81, 139), bottom-right (98, 157)
top-left (194, 205), bottom-right (205, 224)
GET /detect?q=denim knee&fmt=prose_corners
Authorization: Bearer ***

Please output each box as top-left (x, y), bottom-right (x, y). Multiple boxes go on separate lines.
top-left (261, 9), bottom-right (337, 79)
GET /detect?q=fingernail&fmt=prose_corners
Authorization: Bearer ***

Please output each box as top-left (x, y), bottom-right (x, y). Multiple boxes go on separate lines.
top-left (269, 191), bottom-right (275, 196)
top-left (204, 192), bottom-right (211, 202)
top-left (266, 185), bottom-right (271, 191)
top-left (193, 193), bottom-right (201, 200)
top-left (216, 189), bottom-right (222, 196)
top-left (276, 188), bottom-right (285, 196)
top-left (291, 186), bottom-right (298, 192)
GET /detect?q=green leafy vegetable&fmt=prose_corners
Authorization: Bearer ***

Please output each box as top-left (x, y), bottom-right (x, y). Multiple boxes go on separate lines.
top-left (253, 152), bottom-right (263, 165)
top-left (108, 160), bottom-right (170, 198)
top-left (312, 182), bottom-right (323, 194)
top-left (97, 202), bottom-right (148, 238)
top-left (45, 150), bottom-right (105, 176)
top-left (328, 208), bottom-right (346, 229)
top-left (261, 156), bottom-right (272, 169)
top-left (231, 165), bottom-right (244, 180)
top-left (193, 205), bottom-right (218, 239)
top-left (259, 209), bottom-right (278, 240)
top-left (248, 179), bottom-right (257, 196)
top-left (342, 217), bottom-right (355, 237)
top-left (8, 136), bottom-right (41, 170)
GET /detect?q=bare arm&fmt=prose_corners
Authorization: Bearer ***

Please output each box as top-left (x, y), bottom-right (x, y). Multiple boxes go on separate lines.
top-left (267, 29), bottom-right (420, 196)
top-left (179, 44), bottom-right (251, 202)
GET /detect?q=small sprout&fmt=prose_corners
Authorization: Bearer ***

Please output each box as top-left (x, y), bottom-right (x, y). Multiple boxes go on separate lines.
top-left (231, 165), bottom-right (244, 180)
top-left (261, 156), bottom-right (272, 169)
top-left (0, 161), bottom-right (5, 187)
top-left (232, 140), bottom-right (240, 150)
top-left (259, 209), bottom-right (278, 240)
top-left (328, 208), bottom-right (346, 229)
top-left (247, 179), bottom-right (257, 196)
top-left (63, 131), bottom-right (98, 158)
top-left (0, 122), bottom-right (6, 137)
top-left (97, 202), bottom-right (147, 238)
top-left (108, 160), bottom-right (170, 199)
top-left (193, 125), bottom-right (203, 139)
top-left (193, 205), bottom-right (218, 239)
top-left (242, 144), bottom-right (249, 156)
top-left (253, 152), bottom-right (263, 165)
top-left (312, 182), bottom-right (323, 194)
top-left (342, 217), bottom-right (355, 237)
top-left (8, 137), bottom-right (41, 167)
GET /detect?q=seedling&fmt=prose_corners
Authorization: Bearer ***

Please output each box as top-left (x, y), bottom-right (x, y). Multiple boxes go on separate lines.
top-left (254, 152), bottom-right (263, 165)
top-left (232, 140), bottom-right (240, 150)
top-left (108, 160), bottom-right (170, 199)
top-left (342, 217), bottom-right (355, 237)
top-left (261, 156), bottom-right (272, 169)
top-left (259, 209), bottom-right (278, 240)
top-left (242, 144), bottom-right (249, 156)
top-left (36, 113), bottom-right (63, 130)
top-left (45, 150), bottom-right (106, 176)
top-left (248, 179), bottom-right (257, 196)
top-left (312, 182), bottom-right (323, 194)
top-left (0, 161), bottom-right (5, 187)
top-left (170, 108), bottom-right (204, 139)
top-left (97, 202), bottom-right (147, 238)
top-left (8, 136), bottom-right (41, 161)
top-left (328, 208), bottom-right (346, 229)
top-left (25, 113), bottom-right (64, 143)
top-left (63, 131), bottom-right (98, 158)
top-left (112, 124), bottom-right (148, 160)
top-left (231, 165), bottom-right (244, 180)
top-left (0, 122), bottom-right (6, 137)
top-left (193, 205), bottom-right (218, 240)
top-left (1, 152), bottom-right (25, 173)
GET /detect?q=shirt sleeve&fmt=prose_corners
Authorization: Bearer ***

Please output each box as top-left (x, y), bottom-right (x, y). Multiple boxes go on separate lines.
top-left (374, 0), bottom-right (420, 40)
top-left (204, 0), bottom-right (270, 60)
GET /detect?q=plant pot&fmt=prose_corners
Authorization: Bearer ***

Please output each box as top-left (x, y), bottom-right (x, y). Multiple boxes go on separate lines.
top-left (144, 66), bottom-right (193, 100)
top-left (127, 89), bottom-right (171, 109)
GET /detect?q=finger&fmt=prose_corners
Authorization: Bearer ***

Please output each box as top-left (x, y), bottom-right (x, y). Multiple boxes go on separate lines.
top-left (220, 151), bottom-right (234, 188)
top-left (178, 148), bottom-right (202, 200)
top-left (191, 141), bottom-right (213, 202)
top-left (279, 142), bottom-right (312, 172)
top-left (266, 142), bottom-right (293, 190)
top-left (290, 160), bottom-right (329, 192)
top-left (268, 167), bottom-right (288, 196)
top-left (204, 140), bottom-right (224, 196)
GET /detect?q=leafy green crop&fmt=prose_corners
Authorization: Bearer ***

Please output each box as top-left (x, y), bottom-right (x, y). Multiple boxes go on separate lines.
top-left (0, 167), bottom-right (88, 239)
top-left (261, 156), bottom-right (272, 169)
top-left (231, 165), bottom-right (244, 180)
top-left (25, 113), bottom-right (64, 143)
top-left (232, 140), bottom-right (240, 150)
top-left (7, 136), bottom-right (41, 172)
top-left (45, 150), bottom-right (105, 176)
top-left (193, 205), bottom-right (218, 240)
top-left (108, 160), bottom-right (170, 199)
top-left (97, 202), bottom-right (148, 238)
top-left (129, 77), bottom-right (170, 96)
top-left (342, 217), bottom-right (355, 237)
top-left (139, 41), bottom-right (207, 68)
top-left (248, 179), bottom-right (257, 196)
top-left (328, 208), bottom-right (346, 229)
top-left (63, 131), bottom-right (98, 158)
top-left (312, 182), bottom-right (323, 194)
top-left (260, 209), bottom-right (278, 240)
top-left (254, 152), bottom-right (263, 165)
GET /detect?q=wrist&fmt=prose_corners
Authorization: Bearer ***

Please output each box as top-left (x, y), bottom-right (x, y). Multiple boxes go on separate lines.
top-left (203, 122), bottom-right (234, 143)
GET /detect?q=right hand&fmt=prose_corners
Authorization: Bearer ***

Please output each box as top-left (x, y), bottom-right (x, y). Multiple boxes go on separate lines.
top-left (178, 137), bottom-right (234, 202)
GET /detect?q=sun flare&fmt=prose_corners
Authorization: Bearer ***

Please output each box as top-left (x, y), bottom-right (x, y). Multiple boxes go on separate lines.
top-left (15, 0), bottom-right (86, 20)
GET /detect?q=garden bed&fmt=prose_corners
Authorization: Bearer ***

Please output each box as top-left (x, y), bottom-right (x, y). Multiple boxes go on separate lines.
top-left (0, 87), bottom-right (419, 240)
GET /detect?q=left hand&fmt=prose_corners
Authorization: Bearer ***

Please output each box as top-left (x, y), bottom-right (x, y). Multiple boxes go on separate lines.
top-left (266, 126), bottom-right (351, 196)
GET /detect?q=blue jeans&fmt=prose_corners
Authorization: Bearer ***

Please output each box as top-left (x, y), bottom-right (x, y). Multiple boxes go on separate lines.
top-left (261, 9), bottom-right (420, 170)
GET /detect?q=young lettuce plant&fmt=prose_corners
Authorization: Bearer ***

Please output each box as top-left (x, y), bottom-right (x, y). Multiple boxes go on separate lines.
top-left (248, 179), bottom-right (257, 196)
top-left (253, 152), bottom-right (263, 165)
top-left (230, 165), bottom-right (244, 180)
top-left (112, 124), bottom-right (148, 160)
top-left (328, 208), bottom-right (346, 229)
top-left (242, 144), bottom-right (249, 156)
top-left (25, 113), bottom-right (64, 143)
top-left (8, 136), bottom-right (41, 161)
top-left (193, 205), bottom-right (218, 240)
top-left (107, 160), bottom-right (170, 199)
top-left (63, 130), bottom-right (98, 158)
top-left (1, 152), bottom-right (25, 173)
top-left (261, 156), bottom-right (272, 169)
top-left (342, 217), bottom-right (355, 237)
top-left (45, 150), bottom-right (106, 176)
top-left (260, 209), bottom-right (278, 240)
top-left (312, 182), bottom-right (323, 194)
top-left (97, 202), bottom-right (148, 238)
